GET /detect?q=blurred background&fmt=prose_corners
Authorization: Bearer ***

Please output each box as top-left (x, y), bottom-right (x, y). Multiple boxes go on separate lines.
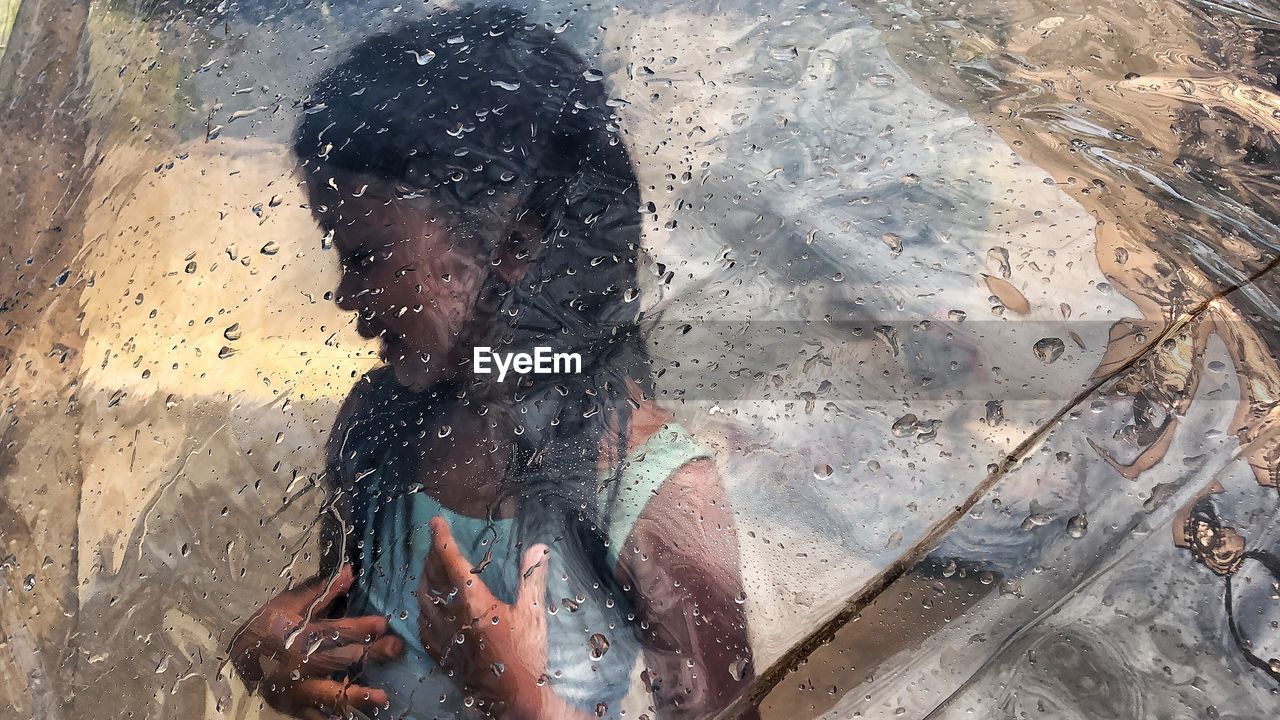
top-left (1, 0), bottom-right (1278, 718)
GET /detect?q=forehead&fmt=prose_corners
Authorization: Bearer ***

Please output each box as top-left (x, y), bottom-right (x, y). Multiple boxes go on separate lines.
top-left (302, 164), bottom-right (526, 245)
top-left (303, 168), bottom-right (425, 219)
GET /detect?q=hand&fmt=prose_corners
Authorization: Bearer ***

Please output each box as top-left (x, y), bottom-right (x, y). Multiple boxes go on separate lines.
top-left (417, 516), bottom-right (551, 714)
top-left (228, 564), bottom-right (404, 719)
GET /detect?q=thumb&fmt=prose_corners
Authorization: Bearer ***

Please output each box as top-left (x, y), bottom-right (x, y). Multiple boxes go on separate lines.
top-left (517, 544), bottom-right (550, 608)
top-left (291, 563), bottom-right (354, 615)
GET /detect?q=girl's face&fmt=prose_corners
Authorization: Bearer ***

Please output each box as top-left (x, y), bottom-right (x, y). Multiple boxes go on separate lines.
top-left (307, 169), bottom-right (494, 391)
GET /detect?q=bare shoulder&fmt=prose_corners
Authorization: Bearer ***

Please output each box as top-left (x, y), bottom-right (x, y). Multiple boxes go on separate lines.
top-left (630, 448), bottom-right (735, 560)
top-left (658, 455), bottom-right (727, 504)
top-left (619, 422), bottom-right (743, 606)
top-left (623, 398), bottom-right (730, 510)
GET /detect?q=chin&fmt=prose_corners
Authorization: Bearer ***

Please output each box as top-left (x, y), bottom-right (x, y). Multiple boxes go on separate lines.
top-left (387, 352), bottom-right (443, 392)
top-left (388, 360), bottom-right (426, 391)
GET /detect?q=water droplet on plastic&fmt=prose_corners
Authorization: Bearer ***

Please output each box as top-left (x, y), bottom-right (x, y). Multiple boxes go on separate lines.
top-left (768, 45), bottom-right (798, 61)
top-left (986, 247), bottom-right (1011, 278)
top-left (589, 633), bottom-right (610, 659)
top-left (1020, 511), bottom-right (1053, 531)
top-left (1067, 514), bottom-right (1088, 538)
top-left (814, 464), bottom-right (833, 479)
top-left (1033, 337), bottom-right (1065, 364)
top-left (874, 325), bottom-right (901, 356)
top-left (891, 413), bottom-right (918, 437)
top-left (407, 49), bottom-right (436, 65)
top-left (985, 400), bottom-right (1004, 426)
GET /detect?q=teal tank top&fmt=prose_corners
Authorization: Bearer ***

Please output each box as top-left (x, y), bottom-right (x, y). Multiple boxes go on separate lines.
top-left (337, 404), bottom-right (712, 719)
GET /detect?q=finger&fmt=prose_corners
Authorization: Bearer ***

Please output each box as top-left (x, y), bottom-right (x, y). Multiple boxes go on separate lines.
top-left (428, 516), bottom-right (474, 587)
top-left (304, 632), bottom-right (404, 666)
top-left (307, 634), bottom-right (404, 669)
top-left (286, 678), bottom-right (388, 714)
top-left (366, 633), bottom-right (406, 662)
top-left (282, 564), bottom-right (355, 616)
top-left (415, 568), bottom-right (464, 667)
top-left (308, 564), bottom-right (356, 615)
top-left (416, 583), bottom-right (453, 631)
top-left (517, 544), bottom-right (550, 608)
top-left (306, 615), bottom-right (389, 649)
top-left (421, 537), bottom-right (457, 605)
top-left (304, 643), bottom-right (372, 673)
top-left (428, 517), bottom-right (497, 612)
top-left (416, 583), bottom-right (461, 664)
top-left (298, 709), bottom-right (329, 720)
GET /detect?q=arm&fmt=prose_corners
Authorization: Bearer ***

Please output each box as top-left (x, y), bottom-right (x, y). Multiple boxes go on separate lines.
top-left (227, 377), bottom-right (405, 719)
top-left (616, 458), bottom-right (759, 720)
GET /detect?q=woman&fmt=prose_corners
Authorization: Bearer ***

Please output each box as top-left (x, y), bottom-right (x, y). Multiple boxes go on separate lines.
top-left (228, 5), bottom-right (756, 719)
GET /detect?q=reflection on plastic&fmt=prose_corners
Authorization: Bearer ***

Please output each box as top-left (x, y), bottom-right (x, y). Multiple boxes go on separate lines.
top-left (2, 0), bottom-right (1279, 719)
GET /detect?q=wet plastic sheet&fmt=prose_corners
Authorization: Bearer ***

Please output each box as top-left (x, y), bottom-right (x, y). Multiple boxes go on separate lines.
top-left (2, 0), bottom-right (1279, 718)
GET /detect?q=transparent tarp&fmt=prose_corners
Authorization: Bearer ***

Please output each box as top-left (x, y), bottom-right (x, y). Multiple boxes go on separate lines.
top-left (1, 0), bottom-right (1277, 719)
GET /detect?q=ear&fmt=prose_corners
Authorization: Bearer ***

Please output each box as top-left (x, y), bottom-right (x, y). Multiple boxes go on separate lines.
top-left (491, 209), bottom-right (546, 285)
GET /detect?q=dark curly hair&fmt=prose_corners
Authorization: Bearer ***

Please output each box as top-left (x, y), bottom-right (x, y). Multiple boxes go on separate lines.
top-left (297, 3), bottom-right (653, 615)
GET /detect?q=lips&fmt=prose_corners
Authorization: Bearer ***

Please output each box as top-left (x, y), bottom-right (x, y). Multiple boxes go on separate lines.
top-left (356, 316), bottom-right (390, 341)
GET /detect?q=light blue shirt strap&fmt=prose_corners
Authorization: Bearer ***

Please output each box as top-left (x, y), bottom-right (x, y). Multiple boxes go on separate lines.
top-left (600, 422), bottom-right (713, 567)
